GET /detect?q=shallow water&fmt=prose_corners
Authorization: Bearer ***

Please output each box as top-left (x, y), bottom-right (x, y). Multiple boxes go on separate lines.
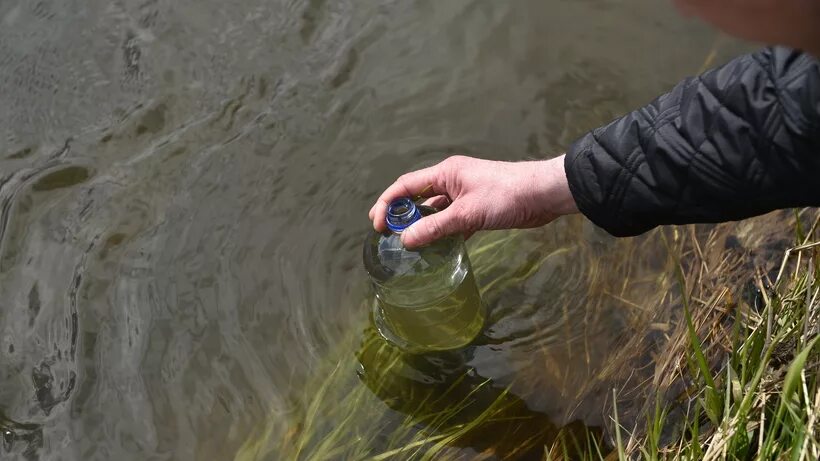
top-left (0, 1), bottom-right (759, 459)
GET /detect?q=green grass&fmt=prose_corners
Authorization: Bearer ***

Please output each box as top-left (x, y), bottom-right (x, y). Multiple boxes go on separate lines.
top-left (591, 224), bottom-right (820, 460)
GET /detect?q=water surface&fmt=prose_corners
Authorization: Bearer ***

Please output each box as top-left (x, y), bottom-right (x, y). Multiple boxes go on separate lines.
top-left (0, 1), bottom-right (759, 459)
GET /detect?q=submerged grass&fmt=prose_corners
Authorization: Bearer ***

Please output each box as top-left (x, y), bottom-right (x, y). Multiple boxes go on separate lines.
top-left (236, 209), bottom-right (818, 460)
top-left (235, 228), bottom-right (579, 461)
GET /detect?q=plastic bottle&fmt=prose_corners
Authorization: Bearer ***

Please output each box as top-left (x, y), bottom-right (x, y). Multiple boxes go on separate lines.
top-left (363, 197), bottom-right (485, 352)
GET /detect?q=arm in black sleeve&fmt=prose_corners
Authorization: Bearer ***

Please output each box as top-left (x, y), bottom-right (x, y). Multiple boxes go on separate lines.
top-left (564, 47), bottom-right (820, 237)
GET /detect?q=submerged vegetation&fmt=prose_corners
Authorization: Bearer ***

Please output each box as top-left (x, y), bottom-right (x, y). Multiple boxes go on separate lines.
top-left (235, 210), bottom-right (818, 460)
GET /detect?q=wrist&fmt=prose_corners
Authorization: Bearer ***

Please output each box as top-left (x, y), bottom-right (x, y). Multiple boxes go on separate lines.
top-left (536, 155), bottom-right (578, 218)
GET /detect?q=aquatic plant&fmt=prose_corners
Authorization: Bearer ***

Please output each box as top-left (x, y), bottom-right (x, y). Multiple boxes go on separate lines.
top-left (235, 208), bottom-right (818, 460)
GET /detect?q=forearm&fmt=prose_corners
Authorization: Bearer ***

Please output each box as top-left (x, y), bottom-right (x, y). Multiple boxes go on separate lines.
top-left (564, 46), bottom-right (820, 237)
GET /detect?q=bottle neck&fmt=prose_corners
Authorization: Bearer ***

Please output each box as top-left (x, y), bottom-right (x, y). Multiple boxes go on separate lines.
top-left (386, 198), bottom-right (421, 233)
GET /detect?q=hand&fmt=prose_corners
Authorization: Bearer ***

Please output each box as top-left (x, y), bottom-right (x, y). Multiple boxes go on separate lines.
top-left (368, 155), bottom-right (578, 248)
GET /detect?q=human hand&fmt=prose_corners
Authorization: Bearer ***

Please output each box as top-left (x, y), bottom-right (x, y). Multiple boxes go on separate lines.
top-left (368, 155), bottom-right (578, 248)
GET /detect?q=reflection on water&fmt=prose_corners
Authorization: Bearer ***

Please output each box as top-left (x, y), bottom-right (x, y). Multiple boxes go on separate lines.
top-left (0, 0), bottom-right (761, 459)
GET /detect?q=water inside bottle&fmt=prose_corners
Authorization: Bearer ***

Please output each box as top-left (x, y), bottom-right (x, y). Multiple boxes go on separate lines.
top-left (374, 249), bottom-right (485, 352)
top-left (363, 201), bottom-right (486, 353)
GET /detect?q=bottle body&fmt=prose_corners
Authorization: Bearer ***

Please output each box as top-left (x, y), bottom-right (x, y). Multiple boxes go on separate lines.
top-left (363, 205), bottom-right (485, 352)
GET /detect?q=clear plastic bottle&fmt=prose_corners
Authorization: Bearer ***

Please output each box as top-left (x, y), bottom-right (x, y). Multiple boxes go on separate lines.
top-left (363, 197), bottom-right (485, 353)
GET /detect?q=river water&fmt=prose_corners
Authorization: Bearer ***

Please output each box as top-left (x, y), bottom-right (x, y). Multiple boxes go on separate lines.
top-left (0, 1), bottom-right (761, 460)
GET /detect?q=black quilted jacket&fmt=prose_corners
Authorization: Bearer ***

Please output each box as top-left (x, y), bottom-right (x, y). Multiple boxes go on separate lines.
top-left (564, 47), bottom-right (820, 237)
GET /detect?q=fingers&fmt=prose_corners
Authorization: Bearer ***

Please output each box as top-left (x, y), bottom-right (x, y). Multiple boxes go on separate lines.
top-left (400, 205), bottom-right (463, 249)
top-left (369, 165), bottom-right (446, 232)
top-left (421, 195), bottom-right (451, 211)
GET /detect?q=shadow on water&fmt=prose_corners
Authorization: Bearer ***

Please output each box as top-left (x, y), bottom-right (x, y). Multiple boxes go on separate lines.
top-left (355, 324), bottom-right (604, 460)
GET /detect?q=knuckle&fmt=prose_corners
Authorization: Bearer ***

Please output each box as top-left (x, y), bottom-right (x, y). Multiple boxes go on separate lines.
top-left (456, 203), bottom-right (483, 233)
top-left (396, 172), bottom-right (413, 185)
top-left (426, 216), bottom-right (445, 239)
top-left (394, 173), bottom-right (418, 197)
top-left (435, 205), bottom-right (464, 236)
top-left (444, 155), bottom-right (467, 167)
top-left (449, 202), bottom-right (469, 225)
top-left (447, 214), bottom-right (464, 233)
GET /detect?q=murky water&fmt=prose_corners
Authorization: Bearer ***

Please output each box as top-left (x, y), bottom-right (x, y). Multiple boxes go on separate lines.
top-left (0, 1), bottom-right (765, 459)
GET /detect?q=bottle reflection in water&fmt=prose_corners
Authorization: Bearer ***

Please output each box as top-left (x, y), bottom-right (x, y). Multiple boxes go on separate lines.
top-left (363, 198), bottom-right (485, 352)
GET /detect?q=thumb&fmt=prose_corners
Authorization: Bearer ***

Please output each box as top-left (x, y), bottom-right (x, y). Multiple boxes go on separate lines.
top-left (401, 207), bottom-right (462, 248)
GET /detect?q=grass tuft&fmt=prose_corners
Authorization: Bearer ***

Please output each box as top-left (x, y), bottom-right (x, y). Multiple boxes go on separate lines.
top-left (575, 212), bottom-right (820, 460)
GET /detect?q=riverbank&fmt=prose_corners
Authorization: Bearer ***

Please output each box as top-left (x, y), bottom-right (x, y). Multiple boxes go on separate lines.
top-left (569, 211), bottom-right (820, 460)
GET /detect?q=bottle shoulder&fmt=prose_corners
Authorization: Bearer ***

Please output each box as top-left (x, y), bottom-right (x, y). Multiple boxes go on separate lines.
top-left (362, 229), bottom-right (465, 283)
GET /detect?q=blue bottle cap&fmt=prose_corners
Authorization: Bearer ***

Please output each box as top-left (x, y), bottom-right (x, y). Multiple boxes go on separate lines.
top-left (386, 198), bottom-right (422, 233)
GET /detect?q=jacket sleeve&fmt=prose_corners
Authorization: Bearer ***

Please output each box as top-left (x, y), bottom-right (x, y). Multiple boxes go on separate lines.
top-left (564, 47), bottom-right (820, 237)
